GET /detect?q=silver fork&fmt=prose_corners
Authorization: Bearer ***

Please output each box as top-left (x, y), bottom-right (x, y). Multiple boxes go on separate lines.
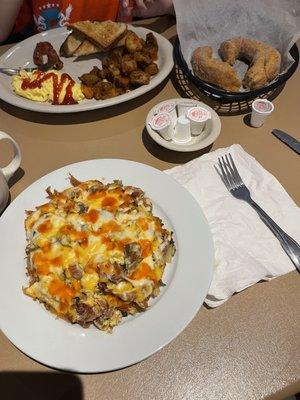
top-left (0, 67), bottom-right (38, 76)
top-left (215, 153), bottom-right (300, 272)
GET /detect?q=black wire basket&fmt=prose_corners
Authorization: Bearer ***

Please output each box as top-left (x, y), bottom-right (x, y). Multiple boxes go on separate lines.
top-left (173, 37), bottom-right (299, 102)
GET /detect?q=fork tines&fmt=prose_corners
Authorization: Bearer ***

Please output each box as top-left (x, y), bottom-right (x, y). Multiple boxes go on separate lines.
top-left (215, 154), bottom-right (243, 191)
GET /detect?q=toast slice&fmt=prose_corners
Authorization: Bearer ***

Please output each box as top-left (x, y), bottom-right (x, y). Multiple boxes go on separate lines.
top-left (69, 20), bottom-right (127, 50)
top-left (73, 39), bottom-right (102, 57)
top-left (116, 34), bottom-right (127, 48)
top-left (59, 31), bottom-right (85, 57)
top-left (73, 34), bottom-right (127, 57)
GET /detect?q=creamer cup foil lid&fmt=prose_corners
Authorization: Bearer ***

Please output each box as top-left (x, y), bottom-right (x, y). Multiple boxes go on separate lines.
top-left (155, 102), bottom-right (176, 114)
top-left (178, 101), bottom-right (198, 108)
top-left (149, 112), bottom-right (172, 130)
top-left (187, 107), bottom-right (211, 122)
top-left (252, 99), bottom-right (274, 114)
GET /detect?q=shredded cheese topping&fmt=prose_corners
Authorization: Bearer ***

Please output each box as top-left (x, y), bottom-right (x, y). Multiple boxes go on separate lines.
top-left (24, 176), bottom-right (175, 332)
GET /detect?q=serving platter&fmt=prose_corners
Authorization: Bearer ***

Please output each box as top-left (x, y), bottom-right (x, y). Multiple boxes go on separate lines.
top-left (0, 26), bottom-right (174, 113)
top-left (0, 159), bottom-right (214, 373)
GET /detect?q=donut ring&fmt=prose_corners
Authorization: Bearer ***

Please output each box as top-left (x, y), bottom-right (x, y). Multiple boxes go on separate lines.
top-left (33, 42), bottom-right (64, 71)
top-left (191, 46), bottom-right (242, 92)
top-left (220, 37), bottom-right (281, 90)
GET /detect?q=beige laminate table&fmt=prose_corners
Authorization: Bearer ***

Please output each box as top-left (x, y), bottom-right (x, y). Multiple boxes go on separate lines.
top-left (0, 16), bottom-right (299, 400)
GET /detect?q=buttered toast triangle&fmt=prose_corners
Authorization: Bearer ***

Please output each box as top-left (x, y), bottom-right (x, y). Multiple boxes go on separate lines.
top-left (73, 35), bottom-right (128, 57)
top-left (73, 39), bottom-right (102, 57)
top-left (69, 20), bottom-right (127, 50)
top-left (59, 31), bottom-right (85, 57)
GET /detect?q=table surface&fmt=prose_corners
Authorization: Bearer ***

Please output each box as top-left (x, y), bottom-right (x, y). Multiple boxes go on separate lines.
top-left (0, 16), bottom-right (299, 400)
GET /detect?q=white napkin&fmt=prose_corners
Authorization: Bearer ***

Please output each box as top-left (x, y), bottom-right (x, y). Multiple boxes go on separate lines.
top-left (165, 144), bottom-right (300, 307)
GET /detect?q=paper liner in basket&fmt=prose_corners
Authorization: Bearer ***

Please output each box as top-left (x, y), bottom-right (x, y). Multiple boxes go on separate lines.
top-left (173, 0), bottom-right (300, 89)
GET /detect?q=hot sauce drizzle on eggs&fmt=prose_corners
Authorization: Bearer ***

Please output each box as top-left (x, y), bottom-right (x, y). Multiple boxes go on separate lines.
top-left (21, 70), bottom-right (78, 105)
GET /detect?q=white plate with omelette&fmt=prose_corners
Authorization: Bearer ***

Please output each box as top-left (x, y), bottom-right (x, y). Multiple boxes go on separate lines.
top-left (0, 159), bottom-right (213, 373)
top-left (0, 25), bottom-right (174, 113)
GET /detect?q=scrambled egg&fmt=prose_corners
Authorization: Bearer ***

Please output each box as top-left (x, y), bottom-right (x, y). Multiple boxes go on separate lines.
top-left (24, 177), bottom-right (176, 332)
top-left (12, 69), bottom-right (84, 104)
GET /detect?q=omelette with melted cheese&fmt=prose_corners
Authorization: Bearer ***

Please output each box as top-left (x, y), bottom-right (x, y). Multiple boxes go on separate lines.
top-left (24, 176), bottom-right (176, 332)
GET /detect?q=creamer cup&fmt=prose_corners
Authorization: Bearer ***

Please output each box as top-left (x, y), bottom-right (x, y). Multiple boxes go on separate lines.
top-left (173, 116), bottom-right (191, 143)
top-left (250, 99), bottom-right (274, 128)
top-left (177, 101), bottom-right (198, 118)
top-left (155, 102), bottom-right (177, 126)
top-left (149, 112), bottom-right (174, 141)
top-left (186, 107), bottom-right (211, 136)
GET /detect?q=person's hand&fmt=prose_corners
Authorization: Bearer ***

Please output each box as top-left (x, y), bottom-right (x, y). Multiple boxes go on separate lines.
top-left (123, 0), bottom-right (174, 18)
top-left (132, 0), bottom-right (174, 18)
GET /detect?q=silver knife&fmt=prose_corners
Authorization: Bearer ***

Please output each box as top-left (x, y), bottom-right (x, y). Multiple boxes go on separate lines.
top-left (272, 129), bottom-right (300, 155)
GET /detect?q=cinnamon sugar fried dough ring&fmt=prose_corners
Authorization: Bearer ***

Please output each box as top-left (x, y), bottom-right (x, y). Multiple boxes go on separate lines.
top-left (220, 37), bottom-right (281, 90)
top-left (191, 46), bottom-right (242, 92)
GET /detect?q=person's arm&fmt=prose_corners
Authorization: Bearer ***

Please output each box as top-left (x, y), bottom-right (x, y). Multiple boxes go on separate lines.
top-left (0, 0), bottom-right (23, 43)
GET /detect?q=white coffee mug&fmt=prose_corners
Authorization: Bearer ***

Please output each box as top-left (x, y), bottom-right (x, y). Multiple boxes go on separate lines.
top-left (0, 131), bottom-right (21, 212)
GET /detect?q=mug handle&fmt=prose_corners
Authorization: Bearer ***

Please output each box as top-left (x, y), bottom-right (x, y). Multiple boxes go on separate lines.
top-left (0, 131), bottom-right (22, 181)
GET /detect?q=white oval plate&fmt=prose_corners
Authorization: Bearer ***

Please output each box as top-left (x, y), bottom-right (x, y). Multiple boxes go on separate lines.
top-left (0, 26), bottom-right (174, 113)
top-left (146, 98), bottom-right (221, 152)
top-left (0, 159), bottom-right (213, 373)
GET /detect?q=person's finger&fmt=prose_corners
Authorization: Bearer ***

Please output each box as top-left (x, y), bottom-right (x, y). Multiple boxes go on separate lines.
top-left (123, 7), bottom-right (133, 16)
top-left (134, 0), bottom-right (147, 9)
top-left (133, 1), bottom-right (166, 18)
